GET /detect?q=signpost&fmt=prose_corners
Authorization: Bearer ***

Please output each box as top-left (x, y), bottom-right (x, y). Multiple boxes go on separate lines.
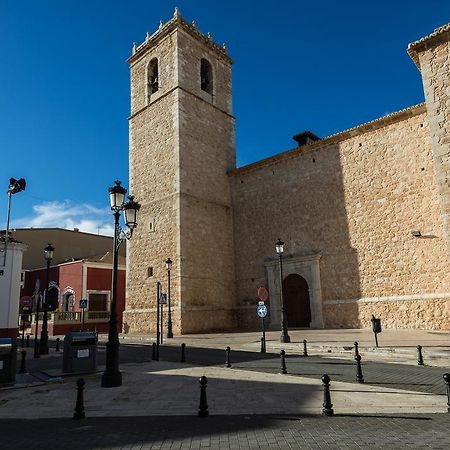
top-left (257, 302), bottom-right (268, 353)
top-left (79, 299), bottom-right (88, 330)
top-left (156, 282), bottom-right (161, 358)
top-left (159, 293), bottom-right (167, 345)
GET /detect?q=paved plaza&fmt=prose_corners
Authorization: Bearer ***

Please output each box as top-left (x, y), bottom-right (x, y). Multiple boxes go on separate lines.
top-left (2, 328), bottom-right (450, 448)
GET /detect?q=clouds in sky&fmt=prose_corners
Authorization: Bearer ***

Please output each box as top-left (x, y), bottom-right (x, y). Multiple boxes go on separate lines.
top-left (12, 200), bottom-right (114, 236)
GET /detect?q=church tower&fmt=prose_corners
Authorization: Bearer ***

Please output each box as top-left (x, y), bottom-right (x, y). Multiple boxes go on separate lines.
top-left (124, 9), bottom-right (236, 334)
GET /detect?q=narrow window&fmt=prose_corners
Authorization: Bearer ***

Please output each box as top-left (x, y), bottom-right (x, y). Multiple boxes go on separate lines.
top-left (148, 58), bottom-right (159, 95)
top-left (200, 58), bottom-right (213, 94)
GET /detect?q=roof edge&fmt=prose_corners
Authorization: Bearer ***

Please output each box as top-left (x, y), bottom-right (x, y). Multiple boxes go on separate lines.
top-left (229, 103), bottom-right (426, 176)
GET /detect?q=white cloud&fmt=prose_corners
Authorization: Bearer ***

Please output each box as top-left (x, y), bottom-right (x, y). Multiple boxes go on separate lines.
top-left (12, 200), bottom-right (114, 236)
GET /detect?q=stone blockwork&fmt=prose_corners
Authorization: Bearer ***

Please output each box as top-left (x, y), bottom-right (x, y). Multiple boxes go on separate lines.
top-left (409, 24), bottom-right (450, 251)
top-left (230, 106), bottom-right (450, 330)
top-left (126, 12), bottom-right (450, 334)
top-left (125, 10), bottom-right (236, 334)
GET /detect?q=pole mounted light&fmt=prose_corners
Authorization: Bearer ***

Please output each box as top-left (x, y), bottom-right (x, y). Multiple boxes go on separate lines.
top-left (276, 238), bottom-right (290, 343)
top-left (39, 243), bottom-right (54, 355)
top-left (2, 177), bottom-right (26, 267)
top-left (165, 258), bottom-right (173, 338)
top-left (102, 180), bottom-right (141, 388)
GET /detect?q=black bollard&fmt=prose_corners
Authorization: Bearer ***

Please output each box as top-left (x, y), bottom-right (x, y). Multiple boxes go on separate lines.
top-left (354, 341), bottom-right (359, 358)
top-left (20, 350), bottom-right (27, 374)
top-left (443, 374), bottom-right (450, 413)
top-left (225, 346), bottom-right (232, 368)
top-left (321, 374), bottom-right (334, 416)
top-left (303, 339), bottom-right (308, 357)
top-left (181, 343), bottom-right (186, 363)
top-left (417, 345), bottom-right (424, 366)
top-left (198, 376), bottom-right (209, 417)
top-left (73, 378), bottom-right (86, 420)
top-left (355, 354), bottom-right (364, 383)
top-left (280, 349), bottom-right (287, 374)
top-left (26, 335), bottom-right (30, 348)
top-left (152, 342), bottom-right (156, 361)
top-left (55, 337), bottom-right (60, 352)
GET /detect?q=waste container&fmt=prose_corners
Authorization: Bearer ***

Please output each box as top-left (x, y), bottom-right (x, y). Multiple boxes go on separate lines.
top-left (62, 331), bottom-right (97, 373)
top-left (0, 338), bottom-right (17, 386)
top-left (371, 316), bottom-right (382, 333)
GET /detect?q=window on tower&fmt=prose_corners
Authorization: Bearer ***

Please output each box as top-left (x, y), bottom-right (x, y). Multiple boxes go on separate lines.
top-left (200, 58), bottom-right (213, 95)
top-left (148, 58), bottom-right (159, 96)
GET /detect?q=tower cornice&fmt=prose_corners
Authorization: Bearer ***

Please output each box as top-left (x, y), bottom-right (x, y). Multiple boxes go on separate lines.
top-left (127, 8), bottom-right (233, 66)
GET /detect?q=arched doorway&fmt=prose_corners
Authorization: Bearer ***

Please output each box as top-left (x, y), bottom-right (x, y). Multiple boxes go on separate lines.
top-left (283, 274), bottom-right (311, 327)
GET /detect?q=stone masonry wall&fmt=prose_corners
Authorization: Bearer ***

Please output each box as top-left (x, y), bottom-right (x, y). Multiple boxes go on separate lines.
top-left (230, 107), bottom-right (450, 330)
top-left (125, 30), bottom-right (181, 335)
top-left (411, 31), bottom-right (450, 251)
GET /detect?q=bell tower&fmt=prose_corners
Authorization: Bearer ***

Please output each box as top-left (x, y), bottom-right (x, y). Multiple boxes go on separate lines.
top-left (124, 9), bottom-right (236, 334)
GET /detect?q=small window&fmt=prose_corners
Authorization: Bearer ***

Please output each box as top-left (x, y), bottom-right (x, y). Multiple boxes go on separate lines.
top-left (148, 58), bottom-right (159, 96)
top-left (200, 58), bottom-right (213, 94)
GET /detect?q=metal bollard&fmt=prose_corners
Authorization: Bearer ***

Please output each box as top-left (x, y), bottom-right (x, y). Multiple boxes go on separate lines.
top-left (280, 349), bottom-right (287, 374)
top-left (355, 354), bottom-right (364, 383)
top-left (26, 335), bottom-right (30, 348)
top-left (321, 374), bottom-right (334, 416)
top-left (303, 339), bottom-right (308, 357)
top-left (354, 341), bottom-right (359, 358)
top-left (152, 342), bottom-right (156, 361)
top-left (417, 345), bottom-right (424, 366)
top-left (225, 346), bottom-right (232, 368)
top-left (20, 350), bottom-right (27, 374)
top-left (198, 376), bottom-right (209, 417)
top-left (181, 343), bottom-right (186, 363)
top-left (443, 374), bottom-right (450, 413)
top-left (55, 337), bottom-right (60, 352)
top-left (73, 378), bottom-right (86, 420)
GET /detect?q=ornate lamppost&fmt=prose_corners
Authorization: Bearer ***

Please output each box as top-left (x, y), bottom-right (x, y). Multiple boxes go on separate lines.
top-left (276, 239), bottom-right (290, 343)
top-left (101, 180), bottom-right (140, 388)
top-left (39, 243), bottom-right (54, 354)
top-left (165, 258), bottom-right (173, 338)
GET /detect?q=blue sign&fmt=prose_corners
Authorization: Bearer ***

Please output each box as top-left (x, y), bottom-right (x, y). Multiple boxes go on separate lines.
top-left (257, 304), bottom-right (267, 318)
top-left (159, 293), bottom-right (167, 305)
top-left (79, 299), bottom-right (88, 309)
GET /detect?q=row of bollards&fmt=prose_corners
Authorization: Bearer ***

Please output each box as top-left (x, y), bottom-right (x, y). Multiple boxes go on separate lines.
top-left (71, 372), bottom-right (450, 420)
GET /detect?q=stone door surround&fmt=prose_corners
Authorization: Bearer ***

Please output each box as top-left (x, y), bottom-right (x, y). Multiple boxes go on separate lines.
top-left (265, 253), bottom-right (323, 329)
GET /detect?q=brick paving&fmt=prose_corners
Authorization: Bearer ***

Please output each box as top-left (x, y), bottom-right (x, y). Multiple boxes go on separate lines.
top-left (2, 414), bottom-right (450, 449)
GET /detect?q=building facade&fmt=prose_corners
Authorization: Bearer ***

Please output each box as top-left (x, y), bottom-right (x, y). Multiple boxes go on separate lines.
top-left (125, 11), bottom-right (450, 334)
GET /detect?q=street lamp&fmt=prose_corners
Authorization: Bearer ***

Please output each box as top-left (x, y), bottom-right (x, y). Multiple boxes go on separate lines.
top-left (276, 238), bottom-right (290, 343)
top-left (165, 258), bottom-right (173, 338)
top-left (39, 243), bottom-right (54, 355)
top-left (2, 177), bottom-right (26, 267)
top-left (102, 180), bottom-right (140, 388)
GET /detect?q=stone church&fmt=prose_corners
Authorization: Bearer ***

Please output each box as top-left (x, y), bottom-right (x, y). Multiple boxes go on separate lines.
top-left (124, 9), bottom-right (450, 334)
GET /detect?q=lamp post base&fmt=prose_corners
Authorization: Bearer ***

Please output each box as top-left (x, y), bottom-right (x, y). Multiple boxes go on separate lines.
top-left (101, 370), bottom-right (122, 388)
top-left (280, 334), bottom-right (291, 343)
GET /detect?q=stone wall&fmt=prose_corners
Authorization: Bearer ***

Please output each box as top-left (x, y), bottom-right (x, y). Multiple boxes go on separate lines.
top-left (230, 106), bottom-right (450, 330)
top-left (409, 25), bottom-right (450, 251)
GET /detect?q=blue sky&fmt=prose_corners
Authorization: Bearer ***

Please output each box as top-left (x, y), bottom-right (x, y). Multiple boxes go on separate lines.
top-left (1, 1), bottom-right (449, 235)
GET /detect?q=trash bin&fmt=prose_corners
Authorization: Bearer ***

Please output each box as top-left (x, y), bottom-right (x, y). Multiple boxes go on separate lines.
top-left (371, 316), bottom-right (382, 333)
top-left (62, 331), bottom-right (97, 374)
top-left (0, 338), bottom-right (17, 386)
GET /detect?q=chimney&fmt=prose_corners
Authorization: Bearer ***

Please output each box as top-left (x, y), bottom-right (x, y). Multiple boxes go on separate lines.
top-left (293, 131), bottom-right (320, 147)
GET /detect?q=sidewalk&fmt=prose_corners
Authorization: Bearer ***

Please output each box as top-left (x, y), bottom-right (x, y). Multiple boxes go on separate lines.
top-left (116, 327), bottom-right (450, 365)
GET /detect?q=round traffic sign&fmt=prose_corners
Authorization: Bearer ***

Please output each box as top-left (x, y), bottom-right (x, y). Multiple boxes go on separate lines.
top-left (20, 296), bottom-right (32, 307)
top-left (257, 304), bottom-right (268, 318)
top-left (257, 286), bottom-right (269, 302)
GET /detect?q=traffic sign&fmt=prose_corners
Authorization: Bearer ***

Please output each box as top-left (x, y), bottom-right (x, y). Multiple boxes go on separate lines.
top-left (79, 299), bottom-right (88, 309)
top-left (257, 304), bottom-right (268, 318)
top-left (257, 286), bottom-right (269, 302)
top-left (159, 293), bottom-right (167, 305)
